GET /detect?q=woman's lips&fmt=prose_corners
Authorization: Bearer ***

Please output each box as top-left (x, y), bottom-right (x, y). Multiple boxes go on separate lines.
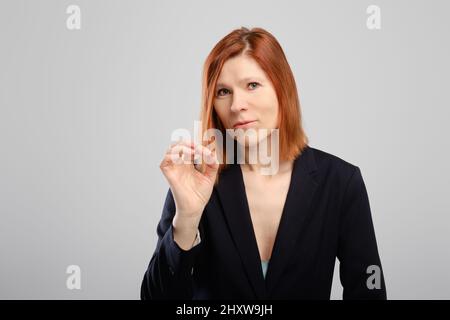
top-left (233, 120), bottom-right (257, 129)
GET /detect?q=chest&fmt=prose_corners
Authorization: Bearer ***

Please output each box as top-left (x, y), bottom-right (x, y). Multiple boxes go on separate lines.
top-left (241, 171), bottom-right (292, 261)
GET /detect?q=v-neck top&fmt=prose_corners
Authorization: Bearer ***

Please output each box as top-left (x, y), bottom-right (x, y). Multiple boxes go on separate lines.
top-left (261, 260), bottom-right (269, 278)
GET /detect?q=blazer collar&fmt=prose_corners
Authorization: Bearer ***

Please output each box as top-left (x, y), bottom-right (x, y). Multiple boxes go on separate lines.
top-left (215, 145), bottom-right (319, 299)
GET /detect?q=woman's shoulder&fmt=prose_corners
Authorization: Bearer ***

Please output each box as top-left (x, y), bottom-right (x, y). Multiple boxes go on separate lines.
top-left (306, 145), bottom-right (361, 183)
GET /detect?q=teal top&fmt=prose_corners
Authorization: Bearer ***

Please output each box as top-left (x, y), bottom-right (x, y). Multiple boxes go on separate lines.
top-left (261, 260), bottom-right (269, 278)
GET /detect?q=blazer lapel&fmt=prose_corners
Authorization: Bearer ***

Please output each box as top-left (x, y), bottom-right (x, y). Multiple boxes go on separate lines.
top-left (264, 145), bottom-right (319, 297)
top-left (215, 145), bottom-right (319, 299)
top-left (216, 161), bottom-right (267, 299)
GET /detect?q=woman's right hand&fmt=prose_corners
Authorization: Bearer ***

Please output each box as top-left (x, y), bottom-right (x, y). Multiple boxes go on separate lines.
top-left (159, 140), bottom-right (219, 220)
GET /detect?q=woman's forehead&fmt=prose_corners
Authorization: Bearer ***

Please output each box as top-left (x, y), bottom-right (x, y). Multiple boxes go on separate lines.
top-left (217, 57), bottom-right (267, 86)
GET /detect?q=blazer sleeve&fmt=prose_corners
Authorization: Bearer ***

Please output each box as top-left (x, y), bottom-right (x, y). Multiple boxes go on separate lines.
top-left (337, 166), bottom-right (387, 300)
top-left (140, 188), bottom-right (204, 300)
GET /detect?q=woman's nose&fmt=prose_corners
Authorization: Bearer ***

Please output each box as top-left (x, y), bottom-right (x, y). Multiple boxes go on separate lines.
top-left (230, 91), bottom-right (248, 113)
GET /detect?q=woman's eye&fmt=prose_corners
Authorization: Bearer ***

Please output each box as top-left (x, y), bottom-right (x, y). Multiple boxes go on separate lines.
top-left (248, 82), bottom-right (260, 90)
top-left (216, 83), bottom-right (259, 97)
top-left (217, 88), bottom-right (230, 97)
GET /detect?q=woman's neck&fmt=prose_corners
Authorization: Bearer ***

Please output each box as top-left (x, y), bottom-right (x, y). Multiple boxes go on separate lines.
top-left (240, 159), bottom-right (293, 177)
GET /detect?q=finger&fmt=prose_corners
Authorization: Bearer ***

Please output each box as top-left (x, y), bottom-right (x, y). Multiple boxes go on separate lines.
top-left (160, 152), bottom-right (177, 169)
top-left (204, 150), bottom-right (219, 167)
top-left (169, 145), bottom-right (195, 164)
top-left (192, 143), bottom-right (212, 157)
top-left (170, 145), bottom-right (194, 164)
top-left (166, 140), bottom-right (195, 154)
top-left (192, 144), bottom-right (219, 169)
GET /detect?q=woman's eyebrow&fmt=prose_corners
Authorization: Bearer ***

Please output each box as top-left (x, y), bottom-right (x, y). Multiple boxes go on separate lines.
top-left (216, 77), bottom-right (264, 88)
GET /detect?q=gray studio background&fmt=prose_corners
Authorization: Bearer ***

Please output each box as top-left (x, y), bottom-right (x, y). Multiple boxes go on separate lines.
top-left (1, 0), bottom-right (449, 299)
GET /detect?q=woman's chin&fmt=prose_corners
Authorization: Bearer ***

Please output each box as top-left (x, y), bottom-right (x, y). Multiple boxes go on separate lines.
top-left (235, 135), bottom-right (266, 148)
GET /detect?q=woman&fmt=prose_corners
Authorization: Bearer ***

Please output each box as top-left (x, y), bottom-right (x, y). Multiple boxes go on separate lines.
top-left (140, 27), bottom-right (387, 300)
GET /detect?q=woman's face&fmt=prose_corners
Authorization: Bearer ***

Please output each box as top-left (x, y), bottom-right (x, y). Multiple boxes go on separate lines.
top-left (213, 54), bottom-right (279, 147)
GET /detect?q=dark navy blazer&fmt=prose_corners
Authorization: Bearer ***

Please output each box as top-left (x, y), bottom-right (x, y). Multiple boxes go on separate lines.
top-left (140, 145), bottom-right (387, 300)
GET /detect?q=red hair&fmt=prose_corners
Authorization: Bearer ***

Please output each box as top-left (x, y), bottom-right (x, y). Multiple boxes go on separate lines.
top-left (198, 27), bottom-right (309, 185)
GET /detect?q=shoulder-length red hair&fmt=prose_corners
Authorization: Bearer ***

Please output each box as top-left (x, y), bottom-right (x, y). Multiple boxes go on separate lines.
top-left (198, 27), bottom-right (309, 186)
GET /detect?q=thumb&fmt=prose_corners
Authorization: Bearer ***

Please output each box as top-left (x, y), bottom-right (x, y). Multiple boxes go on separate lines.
top-left (203, 150), bottom-right (219, 179)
